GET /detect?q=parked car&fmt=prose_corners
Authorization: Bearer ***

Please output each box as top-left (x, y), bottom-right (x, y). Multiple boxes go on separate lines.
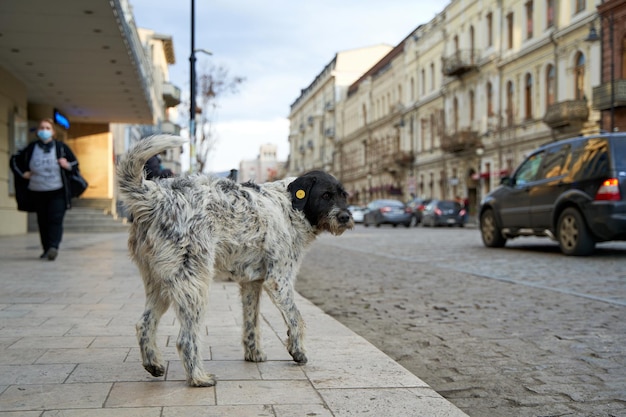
top-left (363, 199), bottom-right (412, 228)
top-left (479, 133), bottom-right (626, 256)
top-left (348, 205), bottom-right (365, 224)
top-left (421, 199), bottom-right (466, 227)
top-left (406, 197), bottom-right (432, 226)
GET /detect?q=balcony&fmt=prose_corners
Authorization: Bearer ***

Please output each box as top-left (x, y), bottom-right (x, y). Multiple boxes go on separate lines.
top-left (162, 82), bottom-right (181, 108)
top-left (543, 100), bottom-right (589, 129)
top-left (442, 50), bottom-right (479, 77)
top-left (592, 79), bottom-right (626, 111)
top-left (441, 129), bottom-right (480, 153)
top-left (394, 151), bottom-right (414, 167)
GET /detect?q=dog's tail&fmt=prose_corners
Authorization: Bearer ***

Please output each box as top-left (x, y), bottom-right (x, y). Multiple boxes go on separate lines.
top-left (117, 134), bottom-right (187, 202)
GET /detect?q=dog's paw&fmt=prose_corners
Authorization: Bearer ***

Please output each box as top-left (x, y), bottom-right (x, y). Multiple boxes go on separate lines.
top-left (290, 351), bottom-right (308, 364)
top-left (143, 363), bottom-right (165, 377)
top-left (244, 350), bottom-right (267, 362)
top-left (189, 373), bottom-right (216, 387)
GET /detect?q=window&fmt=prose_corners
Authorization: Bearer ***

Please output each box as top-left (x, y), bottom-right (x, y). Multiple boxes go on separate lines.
top-left (515, 152), bottom-right (545, 185)
top-left (469, 90), bottom-right (475, 123)
top-left (525, 73), bottom-right (533, 120)
top-left (574, 52), bottom-right (585, 100)
top-left (546, 0), bottom-right (555, 28)
top-left (542, 144), bottom-right (570, 179)
top-left (470, 26), bottom-right (475, 62)
top-left (546, 64), bottom-right (555, 107)
top-left (430, 114), bottom-right (436, 148)
top-left (487, 82), bottom-right (494, 116)
top-left (453, 97), bottom-right (459, 131)
top-left (526, 1), bottom-right (534, 39)
top-left (506, 81), bottom-right (515, 126)
top-left (575, 0), bottom-right (585, 13)
top-left (507, 12), bottom-right (514, 49)
top-left (421, 119), bottom-right (427, 150)
top-left (421, 69), bottom-right (426, 96)
top-left (486, 12), bottom-right (493, 47)
top-left (430, 63), bottom-right (435, 91)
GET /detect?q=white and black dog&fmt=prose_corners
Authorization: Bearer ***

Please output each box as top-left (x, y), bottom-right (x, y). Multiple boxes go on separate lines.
top-left (117, 135), bottom-right (353, 386)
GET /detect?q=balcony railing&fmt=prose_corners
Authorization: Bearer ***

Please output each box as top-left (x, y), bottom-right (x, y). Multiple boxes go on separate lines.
top-left (543, 100), bottom-right (589, 129)
top-left (441, 129), bottom-right (480, 153)
top-left (162, 82), bottom-right (181, 108)
top-left (592, 79), bottom-right (626, 111)
top-left (442, 50), bottom-right (480, 77)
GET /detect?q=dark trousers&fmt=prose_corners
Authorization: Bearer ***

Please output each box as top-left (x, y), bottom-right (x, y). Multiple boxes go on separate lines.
top-left (32, 189), bottom-right (67, 252)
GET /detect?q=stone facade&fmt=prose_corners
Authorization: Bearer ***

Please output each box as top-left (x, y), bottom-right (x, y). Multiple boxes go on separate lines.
top-left (289, 0), bottom-right (612, 211)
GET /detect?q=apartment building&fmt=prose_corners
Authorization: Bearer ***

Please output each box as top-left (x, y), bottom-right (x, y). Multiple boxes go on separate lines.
top-left (288, 45), bottom-right (393, 175)
top-left (288, 0), bottom-right (607, 212)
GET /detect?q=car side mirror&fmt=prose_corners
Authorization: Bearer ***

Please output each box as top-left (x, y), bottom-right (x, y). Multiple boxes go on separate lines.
top-left (500, 176), bottom-right (515, 186)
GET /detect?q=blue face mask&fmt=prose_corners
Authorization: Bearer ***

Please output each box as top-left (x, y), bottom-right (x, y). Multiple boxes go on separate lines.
top-left (37, 129), bottom-right (53, 141)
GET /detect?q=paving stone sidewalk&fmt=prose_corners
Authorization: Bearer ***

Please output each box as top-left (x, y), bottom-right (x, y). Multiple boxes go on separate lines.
top-left (0, 232), bottom-right (467, 416)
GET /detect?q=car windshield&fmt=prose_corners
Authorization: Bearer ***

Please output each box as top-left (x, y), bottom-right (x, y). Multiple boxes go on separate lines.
top-left (438, 201), bottom-right (460, 210)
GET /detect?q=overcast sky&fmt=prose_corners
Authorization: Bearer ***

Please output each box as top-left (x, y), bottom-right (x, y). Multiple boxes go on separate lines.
top-left (129, 0), bottom-right (444, 173)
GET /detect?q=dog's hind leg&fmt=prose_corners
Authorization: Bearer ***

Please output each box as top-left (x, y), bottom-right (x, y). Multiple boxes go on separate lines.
top-left (171, 278), bottom-right (216, 387)
top-left (240, 280), bottom-right (267, 362)
top-left (136, 277), bottom-right (170, 378)
top-left (263, 277), bottom-right (308, 364)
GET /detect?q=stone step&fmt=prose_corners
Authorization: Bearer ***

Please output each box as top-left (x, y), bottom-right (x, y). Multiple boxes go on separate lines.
top-left (28, 206), bottom-right (129, 233)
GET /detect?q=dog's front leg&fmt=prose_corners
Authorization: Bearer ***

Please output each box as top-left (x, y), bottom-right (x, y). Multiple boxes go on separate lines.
top-left (240, 280), bottom-right (267, 362)
top-left (264, 277), bottom-right (307, 364)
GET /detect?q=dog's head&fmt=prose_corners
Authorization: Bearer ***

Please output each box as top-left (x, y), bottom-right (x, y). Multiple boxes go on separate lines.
top-left (287, 171), bottom-right (354, 235)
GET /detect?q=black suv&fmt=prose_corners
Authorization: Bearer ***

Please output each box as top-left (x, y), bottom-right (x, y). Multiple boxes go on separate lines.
top-left (479, 133), bottom-right (626, 255)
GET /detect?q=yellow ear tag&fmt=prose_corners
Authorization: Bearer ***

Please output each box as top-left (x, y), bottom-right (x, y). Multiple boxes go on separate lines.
top-left (296, 189), bottom-right (306, 199)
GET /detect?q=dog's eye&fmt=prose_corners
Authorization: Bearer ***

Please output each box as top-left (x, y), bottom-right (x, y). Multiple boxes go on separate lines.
top-left (322, 192), bottom-right (332, 200)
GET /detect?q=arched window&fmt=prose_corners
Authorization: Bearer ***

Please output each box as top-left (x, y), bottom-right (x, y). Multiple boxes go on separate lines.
top-left (574, 52), bottom-right (585, 100)
top-left (546, 64), bottom-right (555, 107)
top-left (506, 81), bottom-right (515, 126)
top-left (487, 82), bottom-right (493, 116)
top-left (525, 73), bottom-right (533, 120)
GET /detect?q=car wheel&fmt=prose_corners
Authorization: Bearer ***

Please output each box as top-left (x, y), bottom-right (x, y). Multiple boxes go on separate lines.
top-left (480, 209), bottom-right (507, 248)
top-left (392, 223), bottom-right (398, 228)
top-left (404, 222), bottom-right (411, 228)
top-left (557, 207), bottom-right (595, 256)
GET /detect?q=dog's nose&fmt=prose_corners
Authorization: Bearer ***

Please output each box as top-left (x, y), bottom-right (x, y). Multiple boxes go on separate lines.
top-left (338, 211), bottom-right (351, 224)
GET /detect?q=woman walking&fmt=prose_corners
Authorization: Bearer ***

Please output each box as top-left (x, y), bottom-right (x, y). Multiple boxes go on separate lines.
top-left (10, 118), bottom-right (81, 260)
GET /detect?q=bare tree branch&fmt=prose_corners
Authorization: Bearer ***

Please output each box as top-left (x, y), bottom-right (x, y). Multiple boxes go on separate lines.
top-left (195, 63), bottom-right (246, 173)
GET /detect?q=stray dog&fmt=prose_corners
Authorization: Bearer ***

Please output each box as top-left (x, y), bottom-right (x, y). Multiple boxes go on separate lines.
top-left (117, 135), bottom-right (353, 386)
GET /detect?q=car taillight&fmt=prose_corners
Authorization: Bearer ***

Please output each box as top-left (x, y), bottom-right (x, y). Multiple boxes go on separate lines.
top-left (434, 208), bottom-right (442, 216)
top-left (405, 207), bottom-right (412, 213)
top-left (595, 178), bottom-right (621, 201)
top-left (380, 207), bottom-right (391, 213)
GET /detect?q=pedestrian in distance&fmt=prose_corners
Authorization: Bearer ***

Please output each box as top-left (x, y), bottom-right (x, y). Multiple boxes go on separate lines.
top-left (144, 154), bottom-right (173, 180)
top-left (10, 118), bottom-right (82, 261)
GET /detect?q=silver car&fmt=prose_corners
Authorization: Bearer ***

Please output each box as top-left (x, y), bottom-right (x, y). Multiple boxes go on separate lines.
top-left (363, 199), bottom-right (412, 228)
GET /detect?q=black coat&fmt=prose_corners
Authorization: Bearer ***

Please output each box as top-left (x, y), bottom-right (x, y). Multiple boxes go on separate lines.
top-left (10, 140), bottom-right (80, 212)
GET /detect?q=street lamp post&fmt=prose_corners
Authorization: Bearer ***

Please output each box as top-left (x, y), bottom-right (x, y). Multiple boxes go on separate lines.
top-left (189, 0), bottom-right (212, 173)
top-left (586, 11), bottom-right (615, 132)
top-left (189, 0), bottom-right (196, 172)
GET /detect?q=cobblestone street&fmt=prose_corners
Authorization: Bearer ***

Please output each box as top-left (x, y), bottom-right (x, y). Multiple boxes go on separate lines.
top-left (296, 226), bottom-right (626, 417)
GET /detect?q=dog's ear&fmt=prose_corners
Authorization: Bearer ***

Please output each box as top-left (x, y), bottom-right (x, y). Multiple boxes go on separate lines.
top-left (288, 174), bottom-right (317, 211)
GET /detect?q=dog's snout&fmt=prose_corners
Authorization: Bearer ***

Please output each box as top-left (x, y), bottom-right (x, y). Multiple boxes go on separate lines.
top-left (338, 211), bottom-right (351, 224)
